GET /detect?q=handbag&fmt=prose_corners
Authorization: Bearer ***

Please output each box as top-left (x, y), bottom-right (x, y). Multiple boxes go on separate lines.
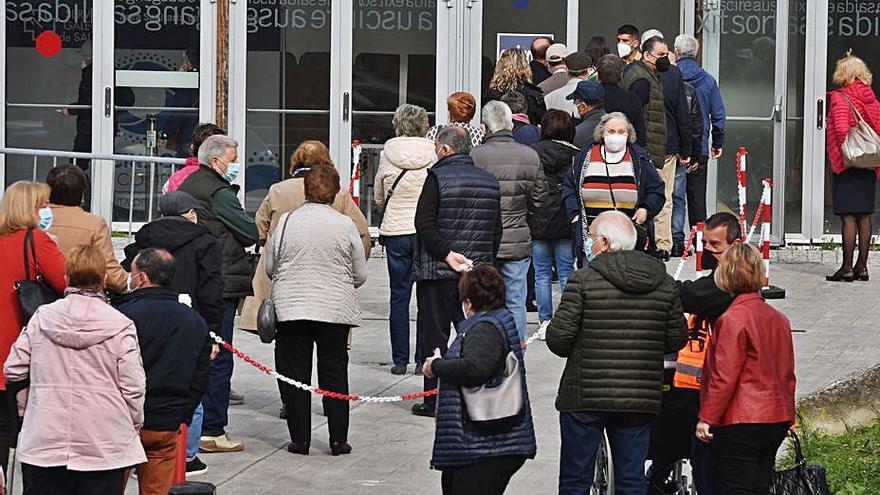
top-left (14, 228), bottom-right (60, 327)
top-left (461, 316), bottom-right (524, 429)
top-left (769, 431), bottom-right (830, 495)
top-left (841, 94), bottom-right (880, 169)
top-left (257, 212), bottom-right (293, 344)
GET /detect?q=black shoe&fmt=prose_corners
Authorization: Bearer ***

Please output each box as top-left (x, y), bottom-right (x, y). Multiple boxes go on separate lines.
top-left (656, 250), bottom-right (671, 262)
top-left (854, 266), bottom-right (870, 281)
top-left (411, 403), bottom-right (435, 417)
top-left (229, 389), bottom-right (244, 406)
top-left (391, 364), bottom-right (407, 375)
top-left (330, 441), bottom-right (352, 456)
top-left (826, 269), bottom-right (854, 282)
top-left (279, 405), bottom-right (287, 420)
top-left (526, 300), bottom-right (538, 313)
top-left (671, 244), bottom-right (685, 258)
top-left (286, 441), bottom-right (310, 455)
top-left (185, 457), bottom-right (208, 477)
top-left (414, 363), bottom-right (423, 376)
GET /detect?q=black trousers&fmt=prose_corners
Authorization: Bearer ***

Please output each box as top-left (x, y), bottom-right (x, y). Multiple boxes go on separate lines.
top-left (441, 456), bottom-right (526, 495)
top-left (21, 464), bottom-right (128, 495)
top-left (276, 320), bottom-right (350, 444)
top-left (416, 279), bottom-right (463, 407)
top-left (709, 422), bottom-right (789, 495)
top-left (686, 155), bottom-right (709, 227)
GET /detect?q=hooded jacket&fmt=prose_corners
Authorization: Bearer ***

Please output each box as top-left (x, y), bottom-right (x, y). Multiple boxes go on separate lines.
top-left (163, 156), bottom-right (200, 194)
top-left (5, 294), bottom-right (147, 471)
top-left (122, 216), bottom-right (223, 333)
top-left (677, 57), bottom-right (726, 156)
top-left (374, 136), bottom-right (434, 236)
top-left (118, 287), bottom-right (211, 431)
top-left (546, 250), bottom-right (688, 414)
top-left (471, 131), bottom-right (546, 260)
top-left (529, 139), bottom-right (580, 240)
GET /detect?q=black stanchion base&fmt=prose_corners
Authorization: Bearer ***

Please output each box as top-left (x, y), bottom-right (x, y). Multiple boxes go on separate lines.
top-left (169, 481), bottom-right (217, 494)
top-left (761, 285), bottom-right (786, 300)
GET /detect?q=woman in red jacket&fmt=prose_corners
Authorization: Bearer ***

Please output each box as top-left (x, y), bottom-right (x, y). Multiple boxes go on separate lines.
top-left (825, 51), bottom-right (880, 282)
top-left (695, 243), bottom-right (795, 495)
top-left (0, 181), bottom-right (67, 475)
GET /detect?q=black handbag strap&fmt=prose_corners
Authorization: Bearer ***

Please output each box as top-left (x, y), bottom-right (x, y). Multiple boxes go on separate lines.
top-left (384, 170), bottom-right (409, 206)
top-left (22, 228), bottom-right (38, 281)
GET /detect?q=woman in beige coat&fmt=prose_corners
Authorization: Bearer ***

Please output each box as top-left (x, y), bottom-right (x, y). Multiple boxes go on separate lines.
top-left (240, 141), bottom-right (371, 332)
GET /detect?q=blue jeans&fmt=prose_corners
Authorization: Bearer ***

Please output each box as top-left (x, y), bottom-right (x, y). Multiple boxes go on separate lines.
top-left (559, 411), bottom-right (653, 495)
top-left (672, 163), bottom-right (688, 245)
top-left (383, 234), bottom-right (420, 366)
top-left (532, 240), bottom-right (575, 322)
top-left (497, 258), bottom-right (530, 341)
top-left (186, 403), bottom-right (203, 461)
top-left (202, 299), bottom-right (236, 437)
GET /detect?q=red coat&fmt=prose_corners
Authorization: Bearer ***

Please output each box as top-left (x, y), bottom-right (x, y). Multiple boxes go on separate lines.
top-left (0, 229), bottom-right (67, 389)
top-left (826, 80), bottom-right (880, 179)
top-left (699, 293), bottom-right (796, 428)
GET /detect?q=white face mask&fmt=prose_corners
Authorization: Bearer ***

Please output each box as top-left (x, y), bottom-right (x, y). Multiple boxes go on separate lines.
top-left (604, 134), bottom-right (628, 152)
top-left (617, 42), bottom-right (633, 59)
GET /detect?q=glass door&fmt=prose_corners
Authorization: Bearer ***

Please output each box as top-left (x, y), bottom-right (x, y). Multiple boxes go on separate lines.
top-left (700, 0), bottom-right (792, 241)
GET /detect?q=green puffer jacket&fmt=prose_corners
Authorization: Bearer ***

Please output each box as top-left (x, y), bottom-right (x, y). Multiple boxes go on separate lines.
top-left (546, 250), bottom-right (688, 415)
top-left (621, 61), bottom-right (667, 168)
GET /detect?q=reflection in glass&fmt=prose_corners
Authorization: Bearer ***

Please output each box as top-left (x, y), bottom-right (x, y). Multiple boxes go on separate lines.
top-left (785, 0), bottom-right (806, 235)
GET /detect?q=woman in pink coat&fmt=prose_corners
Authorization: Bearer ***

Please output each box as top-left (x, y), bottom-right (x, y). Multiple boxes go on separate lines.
top-left (5, 245), bottom-right (146, 494)
top-left (825, 51), bottom-right (880, 282)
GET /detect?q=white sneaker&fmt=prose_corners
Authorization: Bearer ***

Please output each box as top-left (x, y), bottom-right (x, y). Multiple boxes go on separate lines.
top-left (537, 321), bottom-right (550, 341)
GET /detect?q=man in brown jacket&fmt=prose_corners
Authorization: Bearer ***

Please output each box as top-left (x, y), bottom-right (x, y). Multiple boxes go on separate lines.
top-left (46, 164), bottom-right (128, 294)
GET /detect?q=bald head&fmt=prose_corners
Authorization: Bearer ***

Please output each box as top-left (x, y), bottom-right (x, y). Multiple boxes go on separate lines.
top-left (132, 248), bottom-right (176, 288)
top-left (591, 211), bottom-right (637, 252)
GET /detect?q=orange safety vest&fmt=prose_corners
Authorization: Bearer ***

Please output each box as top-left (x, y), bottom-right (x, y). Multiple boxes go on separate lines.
top-left (673, 314), bottom-right (711, 390)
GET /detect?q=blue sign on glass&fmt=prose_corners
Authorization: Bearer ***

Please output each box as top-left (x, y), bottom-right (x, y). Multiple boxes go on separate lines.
top-left (496, 33), bottom-right (555, 61)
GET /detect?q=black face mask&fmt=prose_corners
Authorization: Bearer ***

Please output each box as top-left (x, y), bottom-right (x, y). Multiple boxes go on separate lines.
top-left (702, 248), bottom-right (721, 271)
top-left (655, 55), bottom-right (672, 72)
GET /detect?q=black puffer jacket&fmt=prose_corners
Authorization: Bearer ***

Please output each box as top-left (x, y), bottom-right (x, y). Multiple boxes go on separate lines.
top-left (546, 250), bottom-right (688, 414)
top-left (529, 139), bottom-right (580, 240)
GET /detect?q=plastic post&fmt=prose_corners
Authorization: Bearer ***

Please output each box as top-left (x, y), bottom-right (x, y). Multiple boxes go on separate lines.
top-left (695, 222), bottom-right (704, 277)
top-left (737, 146), bottom-right (748, 239)
top-left (759, 178), bottom-right (786, 299)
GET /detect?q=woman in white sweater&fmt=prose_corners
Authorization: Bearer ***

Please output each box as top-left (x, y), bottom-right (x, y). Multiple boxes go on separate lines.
top-left (266, 165), bottom-right (368, 457)
top-left (374, 103), bottom-right (434, 376)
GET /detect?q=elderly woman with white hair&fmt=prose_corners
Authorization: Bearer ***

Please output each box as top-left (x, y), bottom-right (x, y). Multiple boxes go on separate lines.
top-left (374, 103), bottom-right (434, 375)
top-left (177, 133), bottom-right (257, 453)
top-left (562, 111), bottom-right (665, 264)
top-left (546, 210), bottom-right (688, 494)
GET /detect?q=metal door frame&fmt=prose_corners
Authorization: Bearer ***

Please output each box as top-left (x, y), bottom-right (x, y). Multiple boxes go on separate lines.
top-left (802, 0), bottom-right (828, 242)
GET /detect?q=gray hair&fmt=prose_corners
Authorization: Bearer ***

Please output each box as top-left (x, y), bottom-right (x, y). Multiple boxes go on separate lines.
top-left (436, 126), bottom-right (473, 155)
top-left (674, 34), bottom-right (699, 58)
top-left (500, 91), bottom-right (527, 115)
top-left (481, 100), bottom-right (513, 133)
top-left (593, 112), bottom-right (638, 145)
top-left (198, 135), bottom-right (238, 165)
top-left (594, 211), bottom-right (637, 251)
top-left (392, 103), bottom-right (430, 137)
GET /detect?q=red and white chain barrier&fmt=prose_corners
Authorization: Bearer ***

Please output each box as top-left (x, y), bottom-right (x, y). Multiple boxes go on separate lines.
top-left (744, 182), bottom-right (770, 244)
top-left (695, 221), bottom-right (704, 277)
top-left (672, 225), bottom-right (699, 281)
top-left (350, 141), bottom-right (362, 206)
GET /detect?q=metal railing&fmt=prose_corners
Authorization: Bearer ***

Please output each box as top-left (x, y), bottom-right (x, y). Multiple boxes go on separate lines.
top-left (1, 147), bottom-right (187, 237)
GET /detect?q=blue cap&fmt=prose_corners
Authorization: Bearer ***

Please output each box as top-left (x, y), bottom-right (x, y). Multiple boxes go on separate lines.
top-left (566, 81), bottom-right (605, 102)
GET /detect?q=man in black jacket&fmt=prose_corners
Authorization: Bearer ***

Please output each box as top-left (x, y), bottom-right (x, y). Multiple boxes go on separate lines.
top-left (671, 82), bottom-right (706, 257)
top-left (597, 55), bottom-right (647, 147)
top-left (119, 249), bottom-right (211, 493)
top-left (411, 126), bottom-right (503, 417)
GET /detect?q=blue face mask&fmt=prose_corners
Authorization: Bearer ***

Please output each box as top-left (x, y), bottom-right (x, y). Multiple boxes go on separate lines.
top-left (37, 207), bottom-right (53, 231)
top-left (219, 159), bottom-right (241, 183)
top-left (584, 236), bottom-right (596, 264)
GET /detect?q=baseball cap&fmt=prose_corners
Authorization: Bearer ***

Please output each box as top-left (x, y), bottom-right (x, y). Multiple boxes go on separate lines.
top-left (641, 29), bottom-right (665, 45)
top-left (564, 52), bottom-right (592, 74)
top-left (546, 43), bottom-right (568, 64)
top-left (566, 81), bottom-right (606, 102)
top-left (159, 191), bottom-right (202, 217)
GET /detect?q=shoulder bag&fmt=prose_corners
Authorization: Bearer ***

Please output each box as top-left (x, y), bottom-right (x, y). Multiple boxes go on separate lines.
top-left (841, 94), bottom-right (880, 169)
top-left (769, 431), bottom-right (830, 495)
top-left (379, 169), bottom-right (408, 215)
top-left (461, 316), bottom-right (524, 429)
top-left (14, 228), bottom-right (60, 327)
top-left (257, 212), bottom-right (293, 344)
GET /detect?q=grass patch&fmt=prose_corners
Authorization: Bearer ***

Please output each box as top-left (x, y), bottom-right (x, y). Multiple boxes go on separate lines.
top-left (781, 418), bottom-right (880, 494)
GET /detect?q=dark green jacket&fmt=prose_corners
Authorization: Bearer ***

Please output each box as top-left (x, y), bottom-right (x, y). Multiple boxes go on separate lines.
top-left (546, 250), bottom-right (687, 415)
top-left (621, 61), bottom-right (667, 168)
top-left (178, 166), bottom-right (257, 299)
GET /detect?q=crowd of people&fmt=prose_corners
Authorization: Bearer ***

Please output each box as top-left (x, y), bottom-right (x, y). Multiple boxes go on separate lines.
top-left (0, 22), bottom-right (877, 495)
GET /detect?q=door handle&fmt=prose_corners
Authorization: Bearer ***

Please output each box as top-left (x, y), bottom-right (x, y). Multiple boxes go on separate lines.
top-left (444, 0), bottom-right (453, 8)
top-left (466, 0), bottom-right (477, 8)
top-left (772, 95), bottom-right (783, 123)
top-left (343, 92), bottom-right (350, 122)
top-left (104, 86), bottom-right (112, 118)
top-left (817, 98), bottom-right (825, 130)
